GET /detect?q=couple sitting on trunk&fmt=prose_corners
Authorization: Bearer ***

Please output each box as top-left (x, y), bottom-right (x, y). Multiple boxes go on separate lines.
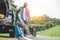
top-left (7, 0), bottom-right (32, 39)
top-left (12, 2), bottom-right (32, 40)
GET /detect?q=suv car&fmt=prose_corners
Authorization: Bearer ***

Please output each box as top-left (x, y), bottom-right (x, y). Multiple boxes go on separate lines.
top-left (0, 0), bottom-right (15, 37)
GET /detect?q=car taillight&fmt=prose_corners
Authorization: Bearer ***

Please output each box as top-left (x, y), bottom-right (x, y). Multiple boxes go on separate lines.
top-left (6, 21), bottom-right (11, 25)
top-left (9, 8), bottom-right (13, 15)
top-left (9, 8), bottom-right (12, 11)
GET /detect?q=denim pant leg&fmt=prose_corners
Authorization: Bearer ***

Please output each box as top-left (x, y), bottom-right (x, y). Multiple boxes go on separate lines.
top-left (14, 25), bottom-right (22, 37)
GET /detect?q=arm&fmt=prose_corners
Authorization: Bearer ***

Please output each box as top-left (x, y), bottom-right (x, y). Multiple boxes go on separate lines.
top-left (11, 3), bottom-right (17, 8)
top-left (18, 13), bottom-right (26, 26)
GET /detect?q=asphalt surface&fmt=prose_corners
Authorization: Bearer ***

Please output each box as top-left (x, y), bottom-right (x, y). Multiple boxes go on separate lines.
top-left (33, 36), bottom-right (60, 40)
top-left (0, 36), bottom-right (60, 40)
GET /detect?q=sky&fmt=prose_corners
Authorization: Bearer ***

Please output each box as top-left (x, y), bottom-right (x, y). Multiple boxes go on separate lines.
top-left (14, 0), bottom-right (60, 19)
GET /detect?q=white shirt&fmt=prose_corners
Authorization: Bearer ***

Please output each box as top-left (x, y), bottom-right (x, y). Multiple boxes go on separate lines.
top-left (23, 8), bottom-right (28, 21)
top-left (23, 8), bottom-right (26, 20)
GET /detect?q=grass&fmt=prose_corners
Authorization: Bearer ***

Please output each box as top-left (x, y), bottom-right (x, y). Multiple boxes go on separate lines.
top-left (37, 25), bottom-right (60, 37)
top-left (0, 25), bottom-right (60, 37)
top-left (0, 33), bottom-right (9, 36)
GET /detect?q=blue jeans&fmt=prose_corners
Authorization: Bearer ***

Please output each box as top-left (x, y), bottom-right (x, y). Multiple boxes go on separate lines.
top-left (14, 25), bottom-right (22, 37)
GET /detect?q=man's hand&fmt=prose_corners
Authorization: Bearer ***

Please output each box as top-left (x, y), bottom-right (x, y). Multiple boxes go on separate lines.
top-left (16, 7), bottom-right (21, 12)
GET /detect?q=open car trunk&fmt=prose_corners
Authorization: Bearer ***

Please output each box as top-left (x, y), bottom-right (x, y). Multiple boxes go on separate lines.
top-left (0, 0), bottom-right (15, 37)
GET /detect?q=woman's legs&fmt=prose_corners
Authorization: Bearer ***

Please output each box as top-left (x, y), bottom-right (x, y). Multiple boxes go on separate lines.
top-left (14, 25), bottom-right (22, 37)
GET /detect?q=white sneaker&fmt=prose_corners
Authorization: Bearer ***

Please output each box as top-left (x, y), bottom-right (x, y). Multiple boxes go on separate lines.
top-left (25, 35), bottom-right (34, 38)
top-left (17, 37), bottom-right (26, 40)
top-left (23, 36), bottom-right (32, 40)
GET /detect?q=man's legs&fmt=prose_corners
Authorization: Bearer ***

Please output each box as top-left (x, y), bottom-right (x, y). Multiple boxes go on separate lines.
top-left (16, 21), bottom-right (31, 35)
top-left (24, 25), bottom-right (31, 35)
top-left (22, 20), bottom-right (31, 35)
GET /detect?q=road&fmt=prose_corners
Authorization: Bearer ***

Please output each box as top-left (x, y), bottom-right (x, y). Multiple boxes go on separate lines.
top-left (0, 36), bottom-right (60, 40)
top-left (33, 36), bottom-right (60, 40)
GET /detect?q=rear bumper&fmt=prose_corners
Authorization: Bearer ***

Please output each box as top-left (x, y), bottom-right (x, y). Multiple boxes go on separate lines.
top-left (0, 25), bottom-right (14, 33)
